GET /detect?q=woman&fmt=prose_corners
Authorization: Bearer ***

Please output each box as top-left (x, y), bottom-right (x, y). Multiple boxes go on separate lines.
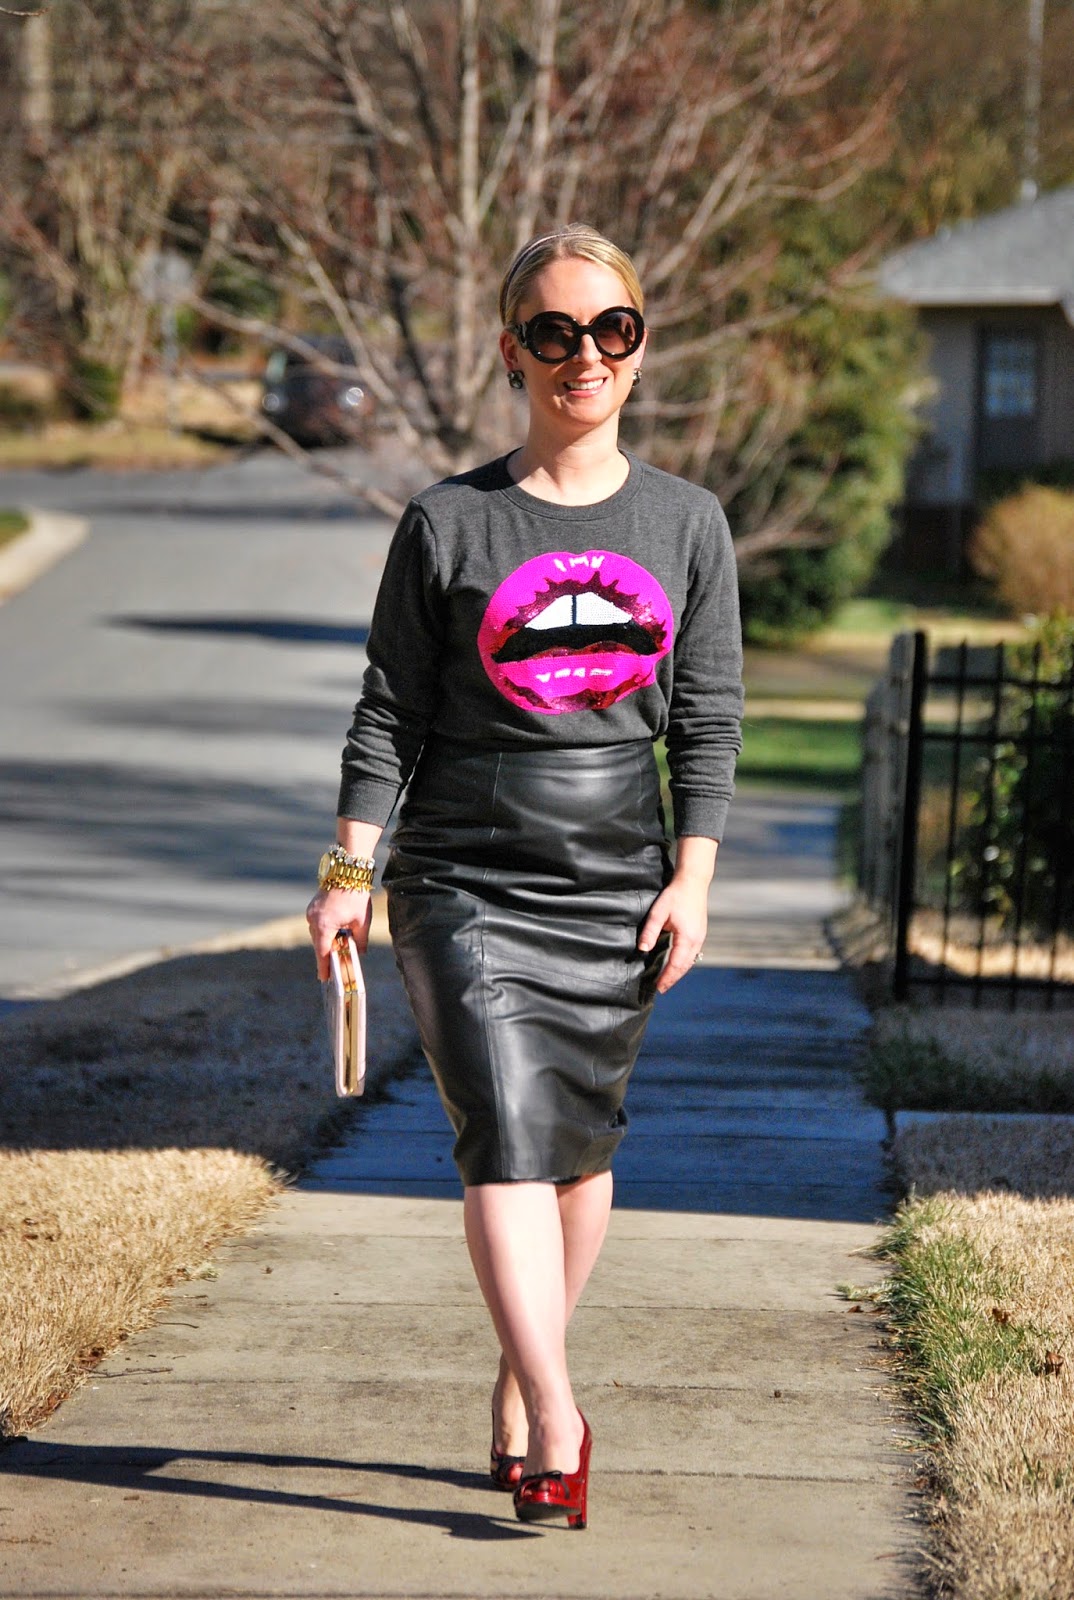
top-left (307, 224), bottom-right (743, 1529)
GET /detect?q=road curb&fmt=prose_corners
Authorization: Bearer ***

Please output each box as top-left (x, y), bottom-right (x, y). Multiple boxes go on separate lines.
top-left (1, 899), bottom-right (393, 1003)
top-left (0, 506), bottom-right (88, 602)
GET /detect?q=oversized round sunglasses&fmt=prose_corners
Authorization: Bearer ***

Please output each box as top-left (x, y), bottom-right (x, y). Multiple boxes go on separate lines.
top-left (509, 306), bottom-right (645, 364)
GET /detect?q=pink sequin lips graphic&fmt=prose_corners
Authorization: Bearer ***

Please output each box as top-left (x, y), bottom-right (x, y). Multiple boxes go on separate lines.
top-left (478, 550), bottom-right (674, 714)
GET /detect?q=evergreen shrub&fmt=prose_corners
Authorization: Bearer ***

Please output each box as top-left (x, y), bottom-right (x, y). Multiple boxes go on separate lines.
top-left (729, 216), bottom-right (921, 643)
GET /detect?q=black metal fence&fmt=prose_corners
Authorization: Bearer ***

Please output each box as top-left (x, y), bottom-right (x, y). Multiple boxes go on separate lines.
top-left (859, 629), bottom-right (1074, 1007)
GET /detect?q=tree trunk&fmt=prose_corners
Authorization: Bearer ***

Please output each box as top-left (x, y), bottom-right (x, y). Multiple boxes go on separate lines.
top-left (21, 14), bottom-right (52, 151)
top-left (451, 0), bottom-right (480, 459)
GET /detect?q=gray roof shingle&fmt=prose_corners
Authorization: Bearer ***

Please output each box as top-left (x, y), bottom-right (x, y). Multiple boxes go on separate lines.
top-left (879, 186), bottom-right (1074, 318)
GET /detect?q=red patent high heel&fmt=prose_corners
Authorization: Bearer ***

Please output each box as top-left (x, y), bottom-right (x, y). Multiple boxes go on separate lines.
top-left (490, 1407), bottom-right (525, 1491)
top-left (513, 1413), bottom-right (592, 1530)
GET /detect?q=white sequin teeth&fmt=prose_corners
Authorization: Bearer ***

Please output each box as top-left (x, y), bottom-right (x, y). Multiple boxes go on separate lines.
top-left (528, 593), bottom-right (631, 630)
top-left (534, 666), bottom-right (616, 683)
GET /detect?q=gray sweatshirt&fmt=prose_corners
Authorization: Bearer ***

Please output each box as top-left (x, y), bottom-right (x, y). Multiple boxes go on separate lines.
top-left (338, 451), bottom-right (744, 838)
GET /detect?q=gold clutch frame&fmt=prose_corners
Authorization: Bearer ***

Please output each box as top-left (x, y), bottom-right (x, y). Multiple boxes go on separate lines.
top-left (323, 931), bottom-right (367, 1096)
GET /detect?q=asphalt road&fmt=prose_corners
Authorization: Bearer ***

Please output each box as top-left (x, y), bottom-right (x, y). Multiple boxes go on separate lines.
top-left (0, 452), bottom-right (402, 998)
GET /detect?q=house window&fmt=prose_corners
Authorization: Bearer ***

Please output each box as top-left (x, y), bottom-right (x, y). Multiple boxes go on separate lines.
top-left (982, 334), bottom-right (1038, 419)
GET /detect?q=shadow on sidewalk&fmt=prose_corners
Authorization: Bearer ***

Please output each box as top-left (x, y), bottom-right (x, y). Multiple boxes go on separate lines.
top-left (109, 613), bottom-right (370, 647)
top-left (302, 964), bottom-right (894, 1226)
top-left (0, 1439), bottom-right (539, 1542)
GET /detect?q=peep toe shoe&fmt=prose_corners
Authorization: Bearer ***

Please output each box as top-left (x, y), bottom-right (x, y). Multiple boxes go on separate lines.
top-left (490, 1443), bottom-right (525, 1491)
top-left (489, 1407), bottom-right (525, 1491)
top-left (513, 1414), bottom-right (592, 1530)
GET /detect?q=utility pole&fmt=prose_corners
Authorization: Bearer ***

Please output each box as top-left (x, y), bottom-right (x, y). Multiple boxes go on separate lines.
top-left (1020, 0), bottom-right (1045, 202)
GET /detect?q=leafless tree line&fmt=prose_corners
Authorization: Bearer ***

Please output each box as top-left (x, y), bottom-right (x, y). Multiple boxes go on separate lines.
top-left (0, 0), bottom-right (898, 554)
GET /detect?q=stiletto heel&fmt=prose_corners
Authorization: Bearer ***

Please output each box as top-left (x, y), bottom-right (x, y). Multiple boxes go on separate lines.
top-left (489, 1406), bottom-right (525, 1491)
top-left (513, 1413), bottom-right (592, 1529)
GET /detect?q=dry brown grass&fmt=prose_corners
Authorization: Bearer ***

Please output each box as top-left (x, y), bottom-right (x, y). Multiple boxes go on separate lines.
top-left (909, 915), bottom-right (1074, 987)
top-left (0, 369), bottom-right (260, 470)
top-left (0, 421), bottom-right (234, 471)
top-left (124, 373), bottom-right (261, 435)
top-left (884, 1193), bottom-right (1074, 1600)
top-left (876, 1004), bottom-right (1074, 1089)
top-left (868, 995), bottom-right (1074, 1594)
top-left (0, 946), bottom-right (348, 1167)
top-left (0, 1148), bottom-right (277, 1437)
top-left (0, 941), bottom-right (416, 1439)
top-left (894, 1114), bottom-right (1074, 1199)
top-left (863, 1004), bottom-right (1074, 1125)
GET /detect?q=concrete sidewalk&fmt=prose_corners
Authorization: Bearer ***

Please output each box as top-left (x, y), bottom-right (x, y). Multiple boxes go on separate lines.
top-left (1, 801), bottom-right (916, 1600)
top-left (703, 786), bottom-right (850, 971)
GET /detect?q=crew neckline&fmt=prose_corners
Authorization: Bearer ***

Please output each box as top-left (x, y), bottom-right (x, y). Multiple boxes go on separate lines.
top-left (495, 449), bottom-right (644, 520)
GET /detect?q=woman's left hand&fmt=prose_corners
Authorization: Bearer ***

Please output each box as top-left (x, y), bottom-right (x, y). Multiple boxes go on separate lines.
top-left (638, 836), bottom-right (718, 994)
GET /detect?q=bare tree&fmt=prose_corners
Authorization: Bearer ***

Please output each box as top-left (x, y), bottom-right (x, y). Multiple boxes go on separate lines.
top-left (0, 1), bottom-right (235, 407)
top-left (0, 0), bottom-right (901, 558)
top-left (188, 0), bottom-right (896, 551)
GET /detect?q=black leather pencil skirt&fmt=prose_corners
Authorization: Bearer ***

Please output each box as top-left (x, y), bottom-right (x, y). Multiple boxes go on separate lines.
top-left (384, 737), bottom-right (672, 1185)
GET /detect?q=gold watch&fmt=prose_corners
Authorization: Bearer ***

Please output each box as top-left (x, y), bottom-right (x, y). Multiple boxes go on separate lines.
top-left (318, 844), bottom-right (376, 893)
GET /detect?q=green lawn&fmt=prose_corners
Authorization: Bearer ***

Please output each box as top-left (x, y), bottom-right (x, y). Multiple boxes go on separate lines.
top-left (655, 716), bottom-right (862, 802)
top-left (0, 509), bottom-right (29, 550)
top-left (743, 593), bottom-right (1028, 705)
top-left (823, 596), bottom-right (914, 634)
top-left (737, 715), bottom-right (862, 792)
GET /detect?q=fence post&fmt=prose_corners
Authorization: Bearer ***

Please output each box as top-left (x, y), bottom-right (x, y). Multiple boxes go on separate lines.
top-left (893, 630), bottom-right (928, 1001)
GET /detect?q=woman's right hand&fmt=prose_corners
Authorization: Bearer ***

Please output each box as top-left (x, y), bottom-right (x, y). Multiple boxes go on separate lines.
top-left (306, 887), bottom-right (373, 979)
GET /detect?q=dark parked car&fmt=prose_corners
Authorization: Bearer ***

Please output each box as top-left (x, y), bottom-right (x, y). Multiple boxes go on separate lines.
top-left (261, 337), bottom-right (373, 447)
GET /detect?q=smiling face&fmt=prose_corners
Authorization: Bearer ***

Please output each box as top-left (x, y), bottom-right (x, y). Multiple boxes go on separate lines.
top-left (499, 256), bottom-right (646, 442)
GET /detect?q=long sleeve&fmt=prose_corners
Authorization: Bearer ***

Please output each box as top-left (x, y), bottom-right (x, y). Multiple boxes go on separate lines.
top-left (664, 502), bottom-right (744, 840)
top-left (337, 503), bottom-right (444, 825)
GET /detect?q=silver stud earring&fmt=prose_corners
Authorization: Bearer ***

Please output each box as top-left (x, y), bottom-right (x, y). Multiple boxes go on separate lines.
top-left (507, 369), bottom-right (525, 390)
top-left (632, 369), bottom-right (641, 387)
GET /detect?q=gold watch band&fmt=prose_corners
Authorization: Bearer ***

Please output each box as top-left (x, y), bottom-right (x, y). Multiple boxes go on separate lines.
top-left (318, 845), bottom-right (376, 893)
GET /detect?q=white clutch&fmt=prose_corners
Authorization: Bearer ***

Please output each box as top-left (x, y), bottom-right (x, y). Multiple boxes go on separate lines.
top-left (322, 931), bottom-right (367, 1096)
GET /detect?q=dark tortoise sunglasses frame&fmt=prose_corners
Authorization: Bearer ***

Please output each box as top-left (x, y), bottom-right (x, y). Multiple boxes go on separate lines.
top-left (508, 307), bottom-right (645, 365)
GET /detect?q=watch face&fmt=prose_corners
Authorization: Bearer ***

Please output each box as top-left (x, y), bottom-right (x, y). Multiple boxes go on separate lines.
top-left (318, 851), bottom-right (333, 883)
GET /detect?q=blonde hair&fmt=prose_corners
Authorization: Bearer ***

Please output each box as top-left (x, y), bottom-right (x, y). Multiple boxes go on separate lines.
top-left (498, 224), bottom-right (645, 326)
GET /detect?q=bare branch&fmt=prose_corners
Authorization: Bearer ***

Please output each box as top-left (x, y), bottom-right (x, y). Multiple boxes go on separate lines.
top-left (186, 284), bottom-right (448, 475)
top-left (180, 361), bottom-right (405, 519)
top-left (476, 91), bottom-right (532, 225)
top-left (733, 501), bottom-right (835, 566)
top-left (0, 0), bottom-right (899, 575)
top-left (450, 0), bottom-right (481, 438)
top-left (387, 0), bottom-right (448, 195)
top-left (0, 187), bottom-right (78, 304)
top-left (517, 0), bottom-right (561, 240)
top-left (471, 0), bottom-right (563, 407)
top-left (644, 117), bottom-right (770, 290)
top-left (643, 308), bottom-right (797, 370)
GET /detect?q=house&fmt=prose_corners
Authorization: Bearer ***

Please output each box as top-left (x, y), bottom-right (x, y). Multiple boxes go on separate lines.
top-left (879, 186), bottom-right (1074, 570)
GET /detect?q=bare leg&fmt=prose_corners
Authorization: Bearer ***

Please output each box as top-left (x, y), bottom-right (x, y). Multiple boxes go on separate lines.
top-left (492, 1351), bottom-right (526, 1457)
top-left (560, 1170), bottom-right (614, 1309)
top-left (468, 1171), bottom-right (613, 1473)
